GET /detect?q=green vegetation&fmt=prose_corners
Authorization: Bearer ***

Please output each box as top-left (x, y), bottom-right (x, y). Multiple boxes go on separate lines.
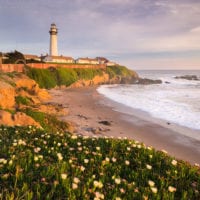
top-left (26, 65), bottom-right (136, 89)
top-left (0, 73), bottom-right (17, 87)
top-left (74, 68), bottom-right (103, 80)
top-left (56, 68), bottom-right (78, 86)
top-left (26, 67), bottom-right (57, 89)
top-left (15, 96), bottom-right (31, 106)
top-left (106, 65), bottom-right (136, 79)
top-left (3, 50), bottom-right (25, 64)
top-left (24, 108), bottom-right (69, 132)
top-left (0, 126), bottom-right (199, 199)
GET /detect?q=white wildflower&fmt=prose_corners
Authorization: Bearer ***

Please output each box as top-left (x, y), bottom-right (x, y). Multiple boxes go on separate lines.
top-left (80, 166), bottom-right (85, 171)
top-left (95, 192), bottom-right (104, 199)
top-left (34, 147), bottom-right (41, 153)
top-left (84, 159), bottom-right (89, 164)
top-left (146, 164), bottom-right (152, 170)
top-left (72, 183), bottom-right (78, 189)
top-left (93, 180), bottom-right (103, 188)
top-left (168, 186), bottom-right (176, 192)
top-left (92, 175), bottom-right (96, 179)
top-left (57, 153), bottom-right (63, 161)
top-left (151, 187), bottom-right (158, 193)
top-left (115, 178), bottom-right (121, 185)
top-left (77, 142), bottom-right (81, 146)
top-left (127, 147), bottom-right (131, 151)
top-left (0, 158), bottom-right (7, 164)
top-left (147, 146), bottom-right (152, 150)
top-left (96, 146), bottom-right (101, 151)
top-left (120, 188), bottom-right (125, 193)
top-left (171, 159), bottom-right (177, 166)
top-left (9, 160), bottom-right (13, 165)
top-left (57, 143), bottom-right (61, 147)
top-left (161, 149), bottom-right (168, 154)
top-left (71, 135), bottom-right (77, 139)
top-left (125, 160), bottom-right (130, 165)
top-left (112, 157), bottom-right (117, 162)
top-left (194, 163), bottom-right (200, 167)
top-left (18, 139), bottom-right (26, 145)
top-left (61, 173), bottom-right (67, 180)
top-left (13, 142), bottom-right (17, 146)
top-left (148, 180), bottom-right (155, 187)
top-left (34, 156), bottom-right (39, 161)
top-left (73, 177), bottom-right (80, 184)
top-left (78, 147), bottom-right (82, 151)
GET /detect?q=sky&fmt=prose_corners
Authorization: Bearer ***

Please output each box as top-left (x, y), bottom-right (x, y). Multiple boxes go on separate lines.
top-left (0, 0), bottom-right (200, 70)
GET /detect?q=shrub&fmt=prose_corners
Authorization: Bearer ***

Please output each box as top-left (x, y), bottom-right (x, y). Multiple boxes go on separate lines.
top-left (26, 67), bottom-right (57, 89)
top-left (74, 68), bottom-right (103, 80)
top-left (15, 96), bottom-right (31, 105)
top-left (56, 68), bottom-right (78, 86)
top-left (106, 65), bottom-right (135, 78)
top-left (24, 108), bottom-right (69, 132)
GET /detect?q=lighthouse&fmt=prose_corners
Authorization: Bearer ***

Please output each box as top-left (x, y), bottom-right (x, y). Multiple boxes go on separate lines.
top-left (49, 23), bottom-right (58, 56)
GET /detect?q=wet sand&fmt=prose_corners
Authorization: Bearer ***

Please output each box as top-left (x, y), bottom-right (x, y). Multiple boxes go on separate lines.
top-left (48, 87), bottom-right (200, 165)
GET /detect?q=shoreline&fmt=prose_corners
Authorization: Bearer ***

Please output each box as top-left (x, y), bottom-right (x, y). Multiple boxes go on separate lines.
top-left (48, 86), bottom-right (200, 165)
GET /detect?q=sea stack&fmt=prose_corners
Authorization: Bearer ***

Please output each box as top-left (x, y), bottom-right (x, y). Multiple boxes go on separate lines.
top-left (49, 23), bottom-right (58, 56)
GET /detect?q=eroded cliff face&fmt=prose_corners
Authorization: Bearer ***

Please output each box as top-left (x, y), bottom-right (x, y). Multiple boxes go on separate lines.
top-left (69, 73), bottom-right (110, 88)
top-left (14, 75), bottom-right (50, 101)
top-left (69, 71), bottom-right (139, 88)
top-left (0, 110), bottom-right (41, 127)
top-left (0, 81), bottom-right (16, 109)
top-left (0, 74), bottom-right (51, 127)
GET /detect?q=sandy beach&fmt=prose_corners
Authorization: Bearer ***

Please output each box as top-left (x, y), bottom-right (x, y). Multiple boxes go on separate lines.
top-left (48, 87), bottom-right (200, 165)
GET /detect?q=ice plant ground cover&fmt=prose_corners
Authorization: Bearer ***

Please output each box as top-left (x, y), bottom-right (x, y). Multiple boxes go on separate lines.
top-left (0, 126), bottom-right (200, 199)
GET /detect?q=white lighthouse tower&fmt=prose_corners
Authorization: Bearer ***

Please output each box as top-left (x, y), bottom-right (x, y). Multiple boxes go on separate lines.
top-left (49, 23), bottom-right (58, 56)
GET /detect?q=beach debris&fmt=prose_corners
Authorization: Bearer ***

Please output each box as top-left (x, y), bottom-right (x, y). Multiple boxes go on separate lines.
top-left (84, 127), bottom-right (110, 134)
top-left (99, 120), bottom-right (112, 126)
top-left (77, 114), bottom-right (88, 120)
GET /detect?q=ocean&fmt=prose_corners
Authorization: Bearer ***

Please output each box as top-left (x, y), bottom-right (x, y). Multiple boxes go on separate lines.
top-left (97, 70), bottom-right (200, 139)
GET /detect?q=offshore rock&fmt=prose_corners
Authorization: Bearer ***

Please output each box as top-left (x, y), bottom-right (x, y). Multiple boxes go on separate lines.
top-left (136, 78), bottom-right (162, 85)
top-left (175, 75), bottom-right (199, 81)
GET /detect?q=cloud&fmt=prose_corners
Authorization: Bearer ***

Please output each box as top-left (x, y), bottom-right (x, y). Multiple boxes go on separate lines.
top-left (0, 0), bottom-right (200, 69)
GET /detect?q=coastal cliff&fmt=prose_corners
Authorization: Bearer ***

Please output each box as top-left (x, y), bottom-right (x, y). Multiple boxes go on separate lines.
top-left (26, 65), bottom-right (139, 89)
top-left (0, 65), bottom-right (160, 129)
top-left (0, 73), bottom-right (70, 130)
top-left (0, 65), bottom-right (138, 129)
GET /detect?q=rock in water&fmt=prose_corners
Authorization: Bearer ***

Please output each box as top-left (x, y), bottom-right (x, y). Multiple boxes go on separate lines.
top-left (175, 75), bottom-right (199, 81)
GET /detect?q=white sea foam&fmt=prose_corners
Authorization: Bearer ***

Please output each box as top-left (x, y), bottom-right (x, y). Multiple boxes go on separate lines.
top-left (97, 71), bottom-right (200, 131)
